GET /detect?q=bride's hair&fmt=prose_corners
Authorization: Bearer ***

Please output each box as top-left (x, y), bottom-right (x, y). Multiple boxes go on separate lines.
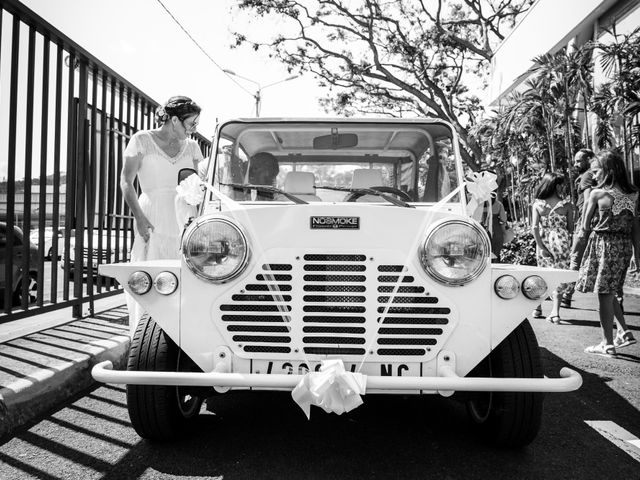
top-left (155, 96), bottom-right (201, 125)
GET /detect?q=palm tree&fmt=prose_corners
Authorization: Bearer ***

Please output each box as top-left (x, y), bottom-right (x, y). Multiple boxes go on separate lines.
top-left (530, 46), bottom-right (594, 202)
top-left (590, 26), bottom-right (640, 160)
top-left (506, 78), bottom-right (561, 171)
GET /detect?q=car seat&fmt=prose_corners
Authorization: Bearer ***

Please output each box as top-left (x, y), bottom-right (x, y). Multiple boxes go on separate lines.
top-left (348, 168), bottom-right (385, 202)
top-left (283, 171), bottom-right (322, 202)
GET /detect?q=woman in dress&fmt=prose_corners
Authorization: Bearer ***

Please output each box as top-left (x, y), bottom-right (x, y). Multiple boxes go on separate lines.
top-left (121, 96), bottom-right (204, 334)
top-left (530, 172), bottom-right (573, 323)
top-left (576, 149), bottom-right (639, 356)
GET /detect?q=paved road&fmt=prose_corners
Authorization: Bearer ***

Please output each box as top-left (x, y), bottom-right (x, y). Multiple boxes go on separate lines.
top-left (0, 293), bottom-right (638, 480)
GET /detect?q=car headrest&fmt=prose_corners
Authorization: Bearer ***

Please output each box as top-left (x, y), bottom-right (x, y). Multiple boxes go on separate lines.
top-left (351, 169), bottom-right (383, 189)
top-left (283, 171), bottom-right (317, 195)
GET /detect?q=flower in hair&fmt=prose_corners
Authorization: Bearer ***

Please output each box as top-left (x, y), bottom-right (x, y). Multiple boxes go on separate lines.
top-left (156, 106), bottom-right (168, 121)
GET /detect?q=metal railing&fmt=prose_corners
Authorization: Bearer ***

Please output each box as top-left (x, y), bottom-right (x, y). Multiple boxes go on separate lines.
top-left (0, 0), bottom-right (211, 322)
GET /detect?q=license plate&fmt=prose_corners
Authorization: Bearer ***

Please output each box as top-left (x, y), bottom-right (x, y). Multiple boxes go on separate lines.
top-left (251, 360), bottom-right (420, 377)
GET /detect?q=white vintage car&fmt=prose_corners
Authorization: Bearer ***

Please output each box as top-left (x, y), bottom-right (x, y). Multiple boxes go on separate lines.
top-left (92, 118), bottom-right (580, 446)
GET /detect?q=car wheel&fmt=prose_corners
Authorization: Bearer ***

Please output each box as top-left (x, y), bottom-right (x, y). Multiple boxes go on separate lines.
top-left (12, 272), bottom-right (38, 306)
top-left (465, 319), bottom-right (544, 447)
top-left (126, 314), bottom-right (204, 441)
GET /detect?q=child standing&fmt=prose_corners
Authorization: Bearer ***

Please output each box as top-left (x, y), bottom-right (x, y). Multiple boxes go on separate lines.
top-left (531, 173), bottom-right (573, 323)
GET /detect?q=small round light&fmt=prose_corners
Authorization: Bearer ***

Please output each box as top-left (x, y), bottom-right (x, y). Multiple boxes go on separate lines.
top-left (522, 275), bottom-right (548, 300)
top-left (154, 271), bottom-right (178, 295)
top-left (494, 275), bottom-right (519, 299)
top-left (128, 271), bottom-right (152, 295)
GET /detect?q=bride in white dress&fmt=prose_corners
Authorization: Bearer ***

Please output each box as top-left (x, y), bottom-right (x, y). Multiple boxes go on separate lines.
top-left (120, 96), bottom-right (204, 335)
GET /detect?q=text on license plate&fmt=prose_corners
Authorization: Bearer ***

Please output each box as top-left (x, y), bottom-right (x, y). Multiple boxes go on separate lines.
top-left (251, 361), bottom-right (420, 377)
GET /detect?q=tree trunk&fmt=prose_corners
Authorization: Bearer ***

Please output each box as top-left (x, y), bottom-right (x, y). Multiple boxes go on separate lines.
top-left (582, 92), bottom-right (592, 149)
top-left (563, 84), bottom-right (576, 207)
top-left (547, 123), bottom-right (556, 172)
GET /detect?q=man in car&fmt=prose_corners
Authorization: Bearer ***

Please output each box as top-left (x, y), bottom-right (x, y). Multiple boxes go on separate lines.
top-left (247, 152), bottom-right (280, 200)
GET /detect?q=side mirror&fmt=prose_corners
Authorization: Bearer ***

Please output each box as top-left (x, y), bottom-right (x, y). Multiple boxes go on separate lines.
top-left (178, 167), bottom-right (197, 185)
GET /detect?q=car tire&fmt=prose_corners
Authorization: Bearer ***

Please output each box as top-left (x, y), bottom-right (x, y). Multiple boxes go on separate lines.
top-left (12, 272), bottom-right (38, 306)
top-left (465, 319), bottom-right (543, 447)
top-left (126, 314), bottom-right (204, 441)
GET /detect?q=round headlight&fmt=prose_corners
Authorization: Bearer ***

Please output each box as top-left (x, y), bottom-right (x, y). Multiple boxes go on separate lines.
top-left (128, 271), bottom-right (152, 295)
top-left (522, 275), bottom-right (548, 299)
top-left (495, 275), bottom-right (519, 299)
top-left (420, 220), bottom-right (489, 286)
top-left (182, 217), bottom-right (249, 283)
top-left (154, 271), bottom-right (178, 295)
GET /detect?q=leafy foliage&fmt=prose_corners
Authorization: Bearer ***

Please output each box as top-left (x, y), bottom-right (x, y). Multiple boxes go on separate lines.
top-left (590, 27), bottom-right (640, 151)
top-left (231, 0), bottom-right (535, 170)
top-left (499, 223), bottom-right (537, 266)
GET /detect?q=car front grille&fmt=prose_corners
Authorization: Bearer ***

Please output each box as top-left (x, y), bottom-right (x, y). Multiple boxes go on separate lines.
top-left (217, 253), bottom-right (454, 361)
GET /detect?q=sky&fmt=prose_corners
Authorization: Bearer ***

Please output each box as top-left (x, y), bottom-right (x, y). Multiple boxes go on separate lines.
top-left (20, 0), bottom-right (327, 138)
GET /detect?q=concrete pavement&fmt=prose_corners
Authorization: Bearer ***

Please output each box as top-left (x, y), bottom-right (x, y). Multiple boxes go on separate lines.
top-left (0, 286), bottom-right (638, 442)
top-left (0, 296), bottom-right (130, 440)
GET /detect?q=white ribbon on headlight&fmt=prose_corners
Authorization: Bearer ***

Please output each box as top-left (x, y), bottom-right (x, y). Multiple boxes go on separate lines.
top-left (291, 359), bottom-right (367, 419)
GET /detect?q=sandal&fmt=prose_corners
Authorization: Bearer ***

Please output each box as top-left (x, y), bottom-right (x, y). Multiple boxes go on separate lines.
top-left (531, 307), bottom-right (543, 319)
top-left (546, 315), bottom-right (562, 324)
top-left (613, 330), bottom-right (637, 349)
top-left (584, 342), bottom-right (616, 357)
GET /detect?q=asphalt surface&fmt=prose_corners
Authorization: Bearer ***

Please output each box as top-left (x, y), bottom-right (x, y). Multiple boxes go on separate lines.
top-left (0, 290), bottom-right (638, 479)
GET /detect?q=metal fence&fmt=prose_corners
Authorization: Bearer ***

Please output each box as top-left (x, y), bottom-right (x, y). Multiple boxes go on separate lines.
top-left (0, 0), bottom-right (211, 322)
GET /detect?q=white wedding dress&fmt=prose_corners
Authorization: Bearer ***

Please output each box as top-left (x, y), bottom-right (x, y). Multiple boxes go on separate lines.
top-left (123, 131), bottom-right (204, 335)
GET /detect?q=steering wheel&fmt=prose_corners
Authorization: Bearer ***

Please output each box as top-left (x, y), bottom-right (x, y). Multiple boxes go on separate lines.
top-left (345, 185), bottom-right (412, 202)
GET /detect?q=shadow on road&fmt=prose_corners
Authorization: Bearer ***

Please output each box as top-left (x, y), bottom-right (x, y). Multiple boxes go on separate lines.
top-left (91, 350), bottom-right (639, 479)
top-left (1, 350), bottom-right (638, 479)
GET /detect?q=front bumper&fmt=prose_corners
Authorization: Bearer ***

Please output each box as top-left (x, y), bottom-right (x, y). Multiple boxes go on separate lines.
top-left (92, 360), bottom-right (582, 393)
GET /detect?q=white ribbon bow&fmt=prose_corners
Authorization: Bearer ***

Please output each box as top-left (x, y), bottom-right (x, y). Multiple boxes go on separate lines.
top-left (175, 173), bottom-right (204, 230)
top-left (291, 359), bottom-right (367, 419)
top-left (176, 173), bottom-right (205, 205)
top-left (465, 171), bottom-right (498, 213)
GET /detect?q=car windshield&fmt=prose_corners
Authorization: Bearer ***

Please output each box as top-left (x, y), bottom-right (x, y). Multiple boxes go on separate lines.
top-left (210, 120), bottom-right (462, 204)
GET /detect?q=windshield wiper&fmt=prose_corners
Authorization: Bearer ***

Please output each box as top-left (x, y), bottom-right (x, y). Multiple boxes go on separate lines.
top-left (317, 186), bottom-right (414, 208)
top-left (220, 182), bottom-right (308, 205)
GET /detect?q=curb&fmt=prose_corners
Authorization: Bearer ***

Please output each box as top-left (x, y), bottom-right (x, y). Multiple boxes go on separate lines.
top-left (0, 308), bottom-right (130, 440)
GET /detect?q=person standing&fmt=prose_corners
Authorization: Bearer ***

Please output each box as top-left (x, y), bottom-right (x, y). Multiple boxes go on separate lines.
top-left (488, 196), bottom-right (508, 262)
top-left (561, 148), bottom-right (595, 308)
top-left (530, 173), bottom-right (573, 323)
top-left (121, 96), bottom-right (204, 335)
top-left (576, 149), bottom-right (639, 356)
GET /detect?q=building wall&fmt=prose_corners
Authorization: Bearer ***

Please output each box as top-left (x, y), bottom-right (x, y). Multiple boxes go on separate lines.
top-left (0, 185), bottom-right (67, 226)
top-left (488, 0), bottom-right (619, 106)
